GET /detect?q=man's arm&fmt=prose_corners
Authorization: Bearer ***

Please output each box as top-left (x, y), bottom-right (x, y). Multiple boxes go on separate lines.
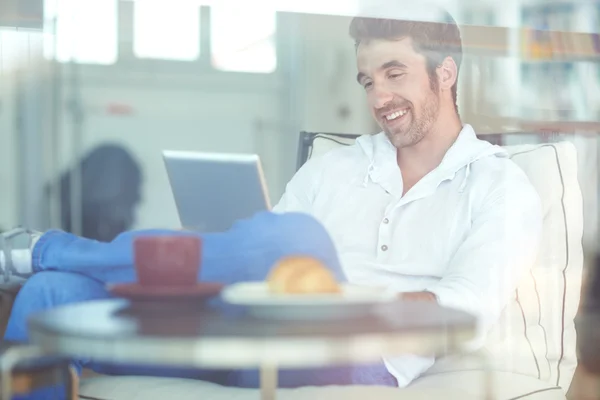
top-left (424, 172), bottom-right (542, 332)
top-left (272, 157), bottom-right (324, 214)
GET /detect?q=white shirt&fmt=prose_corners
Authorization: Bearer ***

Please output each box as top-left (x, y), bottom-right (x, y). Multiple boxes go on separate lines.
top-left (273, 124), bottom-right (543, 385)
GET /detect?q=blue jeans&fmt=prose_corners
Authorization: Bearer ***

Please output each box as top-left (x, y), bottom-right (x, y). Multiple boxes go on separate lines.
top-left (5, 212), bottom-right (396, 399)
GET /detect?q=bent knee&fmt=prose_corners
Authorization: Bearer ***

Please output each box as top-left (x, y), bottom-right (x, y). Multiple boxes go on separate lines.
top-left (7, 272), bottom-right (111, 342)
top-left (277, 212), bottom-right (334, 246)
top-left (259, 211), bottom-right (331, 239)
top-left (266, 213), bottom-right (341, 267)
top-left (277, 212), bottom-right (325, 232)
top-left (17, 271), bottom-right (110, 306)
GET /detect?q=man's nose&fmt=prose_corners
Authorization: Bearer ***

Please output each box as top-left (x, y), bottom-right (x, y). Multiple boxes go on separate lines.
top-left (371, 85), bottom-right (394, 109)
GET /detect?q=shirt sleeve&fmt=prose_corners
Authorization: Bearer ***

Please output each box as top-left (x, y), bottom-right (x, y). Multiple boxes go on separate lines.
top-left (272, 156), bottom-right (324, 214)
top-left (426, 169), bottom-right (543, 337)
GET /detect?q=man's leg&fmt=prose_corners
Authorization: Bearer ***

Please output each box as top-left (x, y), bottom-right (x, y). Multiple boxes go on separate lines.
top-left (218, 213), bottom-right (396, 387)
top-left (4, 271), bottom-right (226, 400)
top-left (6, 212), bottom-right (345, 336)
top-left (3, 211), bottom-right (392, 387)
top-left (4, 214), bottom-right (341, 343)
top-left (6, 270), bottom-right (229, 376)
top-left (4, 272), bottom-right (111, 344)
top-left (27, 211), bottom-right (345, 285)
top-left (230, 363), bottom-right (397, 388)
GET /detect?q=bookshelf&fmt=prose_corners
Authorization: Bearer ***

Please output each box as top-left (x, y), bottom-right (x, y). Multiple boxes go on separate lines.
top-left (459, 2), bottom-right (600, 134)
top-left (460, 26), bottom-right (600, 61)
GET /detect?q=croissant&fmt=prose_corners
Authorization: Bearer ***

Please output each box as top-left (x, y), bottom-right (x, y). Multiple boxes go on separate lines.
top-left (267, 256), bottom-right (341, 294)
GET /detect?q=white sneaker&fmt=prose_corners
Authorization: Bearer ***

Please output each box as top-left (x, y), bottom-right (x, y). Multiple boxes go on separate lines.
top-left (0, 227), bottom-right (41, 284)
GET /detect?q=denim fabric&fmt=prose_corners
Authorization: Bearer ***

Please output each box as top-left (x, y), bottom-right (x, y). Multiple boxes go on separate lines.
top-left (4, 212), bottom-right (396, 399)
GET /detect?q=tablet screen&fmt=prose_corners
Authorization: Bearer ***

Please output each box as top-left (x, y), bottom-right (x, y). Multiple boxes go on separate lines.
top-left (163, 151), bottom-right (271, 232)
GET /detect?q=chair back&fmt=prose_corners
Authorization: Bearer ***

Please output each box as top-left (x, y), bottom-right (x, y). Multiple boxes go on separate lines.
top-left (296, 131), bottom-right (584, 390)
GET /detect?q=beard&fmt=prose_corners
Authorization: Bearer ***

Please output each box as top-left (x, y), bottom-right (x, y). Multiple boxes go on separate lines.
top-left (383, 91), bottom-right (440, 149)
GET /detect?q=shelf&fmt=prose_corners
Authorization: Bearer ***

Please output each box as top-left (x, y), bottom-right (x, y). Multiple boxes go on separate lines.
top-left (519, 59), bottom-right (594, 65)
top-left (472, 115), bottom-right (600, 135)
top-left (461, 24), bottom-right (600, 61)
top-left (521, 2), bottom-right (574, 12)
top-left (460, 4), bottom-right (599, 131)
top-left (518, 119), bottom-right (600, 134)
top-left (521, 29), bottom-right (600, 61)
top-left (461, 25), bottom-right (511, 57)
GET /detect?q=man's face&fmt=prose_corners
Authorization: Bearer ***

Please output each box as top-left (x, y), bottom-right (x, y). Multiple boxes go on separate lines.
top-left (356, 37), bottom-right (441, 149)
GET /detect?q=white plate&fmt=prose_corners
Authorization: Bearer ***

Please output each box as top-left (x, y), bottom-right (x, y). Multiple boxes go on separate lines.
top-left (221, 282), bottom-right (396, 320)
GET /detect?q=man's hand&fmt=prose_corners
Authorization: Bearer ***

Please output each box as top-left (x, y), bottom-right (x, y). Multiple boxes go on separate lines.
top-left (400, 291), bottom-right (438, 302)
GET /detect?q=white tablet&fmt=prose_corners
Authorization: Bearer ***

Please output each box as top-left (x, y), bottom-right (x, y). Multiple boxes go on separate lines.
top-left (162, 150), bottom-right (271, 232)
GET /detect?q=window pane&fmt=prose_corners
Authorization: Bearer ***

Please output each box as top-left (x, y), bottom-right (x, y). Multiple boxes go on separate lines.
top-left (134, 2), bottom-right (200, 61)
top-left (210, 7), bottom-right (276, 73)
top-left (44, 0), bottom-right (117, 64)
top-left (1, 28), bottom-right (43, 73)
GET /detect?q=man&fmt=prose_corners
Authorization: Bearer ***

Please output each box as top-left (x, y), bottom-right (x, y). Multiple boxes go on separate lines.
top-left (273, 10), bottom-right (542, 385)
top-left (0, 8), bottom-right (541, 396)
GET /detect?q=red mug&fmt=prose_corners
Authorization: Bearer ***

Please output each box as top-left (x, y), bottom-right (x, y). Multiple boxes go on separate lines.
top-left (134, 236), bottom-right (202, 287)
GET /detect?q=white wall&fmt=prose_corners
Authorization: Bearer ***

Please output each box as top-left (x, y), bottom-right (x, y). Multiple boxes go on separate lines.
top-left (0, 28), bottom-right (44, 231)
top-left (49, 70), bottom-right (285, 230)
top-left (291, 12), bottom-right (375, 135)
top-left (0, 68), bottom-right (18, 231)
top-left (37, 12), bottom-right (376, 232)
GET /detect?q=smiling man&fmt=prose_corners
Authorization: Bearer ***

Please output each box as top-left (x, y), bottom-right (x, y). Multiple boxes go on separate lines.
top-left (0, 8), bottom-right (544, 395)
top-left (274, 10), bottom-right (543, 386)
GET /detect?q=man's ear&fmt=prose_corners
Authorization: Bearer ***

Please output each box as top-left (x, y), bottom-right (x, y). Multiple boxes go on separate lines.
top-left (437, 56), bottom-right (458, 91)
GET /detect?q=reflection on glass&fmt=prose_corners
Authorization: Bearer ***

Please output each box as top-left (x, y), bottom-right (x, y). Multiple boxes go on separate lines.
top-left (210, 7), bottom-right (276, 73)
top-left (133, 1), bottom-right (200, 61)
top-left (43, 0), bottom-right (117, 64)
top-left (0, 28), bottom-right (43, 73)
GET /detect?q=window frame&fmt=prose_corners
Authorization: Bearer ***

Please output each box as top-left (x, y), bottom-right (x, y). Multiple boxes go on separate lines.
top-left (47, 2), bottom-right (281, 79)
top-left (44, 0), bottom-right (119, 65)
top-left (131, 0), bottom-right (202, 62)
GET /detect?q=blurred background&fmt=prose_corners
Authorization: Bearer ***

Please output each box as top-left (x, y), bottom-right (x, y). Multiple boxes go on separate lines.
top-left (0, 0), bottom-right (599, 245)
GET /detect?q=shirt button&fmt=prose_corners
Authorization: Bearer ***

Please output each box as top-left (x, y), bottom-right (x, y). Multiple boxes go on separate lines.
top-left (381, 245), bottom-right (388, 251)
top-left (383, 218), bottom-right (389, 224)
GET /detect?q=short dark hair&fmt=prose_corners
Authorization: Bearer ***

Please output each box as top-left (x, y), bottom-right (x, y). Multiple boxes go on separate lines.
top-left (349, 11), bottom-right (463, 112)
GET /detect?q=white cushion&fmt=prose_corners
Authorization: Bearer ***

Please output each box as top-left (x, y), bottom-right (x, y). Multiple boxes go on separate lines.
top-left (79, 372), bottom-right (567, 399)
top-left (79, 376), bottom-right (474, 400)
top-left (309, 134), bottom-right (356, 159)
top-left (411, 370), bottom-right (566, 399)
top-left (306, 135), bottom-right (584, 391)
top-left (484, 143), bottom-right (583, 389)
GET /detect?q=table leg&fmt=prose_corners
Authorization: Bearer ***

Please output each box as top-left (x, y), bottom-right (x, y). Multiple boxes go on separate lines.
top-left (67, 365), bottom-right (80, 400)
top-left (480, 351), bottom-right (495, 400)
top-left (0, 345), bottom-right (46, 400)
top-left (448, 330), bottom-right (495, 400)
top-left (260, 364), bottom-right (278, 400)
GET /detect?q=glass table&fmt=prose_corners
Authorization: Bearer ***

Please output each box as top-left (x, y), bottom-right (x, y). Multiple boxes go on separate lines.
top-left (26, 298), bottom-right (478, 400)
